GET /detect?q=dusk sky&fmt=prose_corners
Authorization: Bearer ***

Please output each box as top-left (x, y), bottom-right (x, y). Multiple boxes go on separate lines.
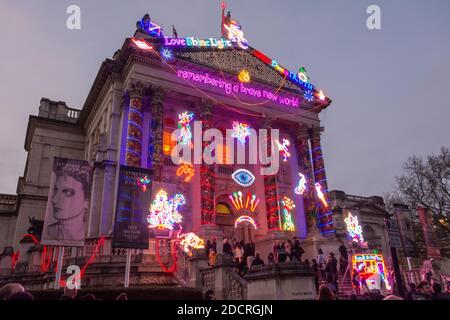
top-left (1, 0), bottom-right (449, 197)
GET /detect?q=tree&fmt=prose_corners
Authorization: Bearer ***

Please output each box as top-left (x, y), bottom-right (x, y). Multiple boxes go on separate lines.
top-left (394, 147), bottom-right (450, 237)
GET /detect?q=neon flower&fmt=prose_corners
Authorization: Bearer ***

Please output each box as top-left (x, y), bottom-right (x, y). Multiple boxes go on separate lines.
top-left (238, 69), bottom-right (250, 83)
top-left (229, 192), bottom-right (260, 213)
top-left (298, 67), bottom-right (310, 83)
top-left (131, 38), bottom-right (153, 51)
top-left (160, 47), bottom-right (173, 60)
top-left (147, 189), bottom-right (185, 230)
top-left (178, 232), bottom-right (205, 256)
top-left (136, 175), bottom-right (151, 192)
top-left (344, 212), bottom-right (364, 244)
top-left (234, 216), bottom-right (257, 229)
top-left (304, 90), bottom-right (314, 102)
top-left (231, 169), bottom-right (255, 187)
top-left (281, 196), bottom-right (296, 231)
top-left (317, 90), bottom-right (326, 101)
top-left (176, 162), bottom-right (195, 182)
top-left (315, 183), bottom-right (328, 208)
top-left (224, 20), bottom-right (248, 50)
top-left (294, 173), bottom-right (307, 195)
top-left (231, 121), bottom-right (251, 145)
top-left (275, 138), bottom-right (291, 162)
top-left (178, 111), bottom-right (194, 146)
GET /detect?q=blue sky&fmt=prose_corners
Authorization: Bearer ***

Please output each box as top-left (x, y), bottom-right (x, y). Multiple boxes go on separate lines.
top-left (0, 0), bottom-right (449, 197)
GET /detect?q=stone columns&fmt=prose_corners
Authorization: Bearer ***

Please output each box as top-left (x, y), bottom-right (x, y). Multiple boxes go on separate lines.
top-left (309, 126), bottom-right (334, 234)
top-left (199, 99), bottom-right (215, 225)
top-left (262, 118), bottom-right (281, 231)
top-left (125, 82), bottom-right (145, 167)
top-left (150, 86), bottom-right (165, 178)
top-left (295, 124), bottom-right (318, 234)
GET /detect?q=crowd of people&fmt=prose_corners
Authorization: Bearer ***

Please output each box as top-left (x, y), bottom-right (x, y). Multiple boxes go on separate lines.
top-left (0, 283), bottom-right (129, 300)
top-left (204, 237), bottom-right (307, 277)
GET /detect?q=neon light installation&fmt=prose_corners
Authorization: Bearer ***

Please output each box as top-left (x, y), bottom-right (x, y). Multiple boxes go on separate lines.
top-left (281, 195), bottom-right (296, 231)
top-left (131, 38), bottom-right (153, 51)
top-left (315, 182), bottom-right (329, 208)
top-left (176, 69), bottom-right (300, 108)
top-left (223, 19), bottom-right (248, 50)
top-left (238, 69), bottom-right (250, 83)
top-left (160, 47), bottom-right (173, 60)
top-left (294, 173), bottom-right (307, 195)
top-left (234, 215), bottom-right (257, 229)
top-left (275, 138), bottom-right (291, 162)
top-left (177, 111), bottom-right (194, 146)
top-left (231, 121), bottom-right (251, 145)
top-left (229, 192), bottom-right (260, 212)
top-left (231, 169), bottom-right (255, 187)
top-left (136, 176), bottom-right (151, 192)
top-left (351, 254), bottom-right (391, 291)
top-left (137, 14), bottom-right (163, 37)
top-left (304, 90), bottom-right (314, 102)
top-left (178, 232), bottom-right (205, 256)
top-left (317, 90), bottom-right (326, 101)
top-left (298, 67), bottom-right (310, 83)
top-left (176, 162), bottom-right (195, 182)
top-left (344, 212), bottom-right (365, 245)
top-left (251, 50), bottom-right (314, 93)
top-left (147, 189), bottom-right (185, 230)
top-left (163, 37), bottom-right (233, 49)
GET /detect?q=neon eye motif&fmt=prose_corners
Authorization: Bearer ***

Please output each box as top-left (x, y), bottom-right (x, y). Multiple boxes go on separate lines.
top-left (232, 169), bottom-right (255, 187)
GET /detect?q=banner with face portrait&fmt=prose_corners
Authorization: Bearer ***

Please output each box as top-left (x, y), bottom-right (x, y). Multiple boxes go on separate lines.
top-left (41, 157), bottom-right (92, 247)
top-left (112, 166), bottom-right (153, 249)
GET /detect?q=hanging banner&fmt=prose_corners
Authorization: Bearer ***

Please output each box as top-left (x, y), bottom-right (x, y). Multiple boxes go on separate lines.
top-left (393, 204), bottom-right (418, 258)
top-left (417, 206), bottom-right (441, 258)
top-left (41, 157), bottom-right (92, 247)
top-left (112, 166), bottom-right (153, 249)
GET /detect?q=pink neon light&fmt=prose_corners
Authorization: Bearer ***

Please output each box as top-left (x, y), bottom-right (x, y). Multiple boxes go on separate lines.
top-left (177, 69), bottom-right (299, 107)
top-left (132, 38), bottom-right (153, 51)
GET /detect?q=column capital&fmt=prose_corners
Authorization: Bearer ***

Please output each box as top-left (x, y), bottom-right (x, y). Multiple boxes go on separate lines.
top-left (128, 81), bottom-right (145, 99)
top-left (260, 116), bottom-right (273, 129)
top-left (151, 86), bottom-right (167, 106)
top-left (199, 98), bottom-right (214, 118)
top-left (309, 126), bottom-right (325, 138)
top-left (296, 123), bottom-right (310, 140)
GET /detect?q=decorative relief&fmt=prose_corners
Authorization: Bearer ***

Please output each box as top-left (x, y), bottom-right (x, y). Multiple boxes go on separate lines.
top-left (177, 50), bottom-right (298, 91)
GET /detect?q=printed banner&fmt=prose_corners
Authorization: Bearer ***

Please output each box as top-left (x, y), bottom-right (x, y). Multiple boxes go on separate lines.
top-left (417, 206), bottom-right (441, 258)
top-left (41, 157), bottom-right (92, 247)
top-left (112, 166), bottom-right (153, 249)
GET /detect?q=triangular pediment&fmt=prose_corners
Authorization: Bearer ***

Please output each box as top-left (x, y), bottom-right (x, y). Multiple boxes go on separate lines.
top-left (176, 49), bottom-right (300, 93)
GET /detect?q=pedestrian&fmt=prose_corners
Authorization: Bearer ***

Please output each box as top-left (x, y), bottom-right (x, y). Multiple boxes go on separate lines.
top-left (352, 269), bottom-right (361, 295)
top-left (268, 252), bottom-right (275, 265)
top-left (317, 284), bottom-right (336, 300)
top-left (412, 281), bottom-right (432, 300)
top-left (312, 259), bottom-right (319, 294)
top-left (116, 293), bottom-right (128, 300)
top-left (223, 237), bottom-right (233, 256)
top-left (326, 252), bottom-right (339, 294)
top-left (208, 248), bottom-right (216, 267)
top-left (251, 252), bottom-right (264, 267)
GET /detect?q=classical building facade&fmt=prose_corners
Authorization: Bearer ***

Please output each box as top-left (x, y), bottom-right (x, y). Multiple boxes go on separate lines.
top-left (0, 14), bottom-right (350, 297)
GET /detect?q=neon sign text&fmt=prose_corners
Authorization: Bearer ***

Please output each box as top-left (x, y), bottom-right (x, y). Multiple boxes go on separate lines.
top-left (163, 37), bottom-right (233, 49)
top-left (177, 69), bottom-right (299, 107)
